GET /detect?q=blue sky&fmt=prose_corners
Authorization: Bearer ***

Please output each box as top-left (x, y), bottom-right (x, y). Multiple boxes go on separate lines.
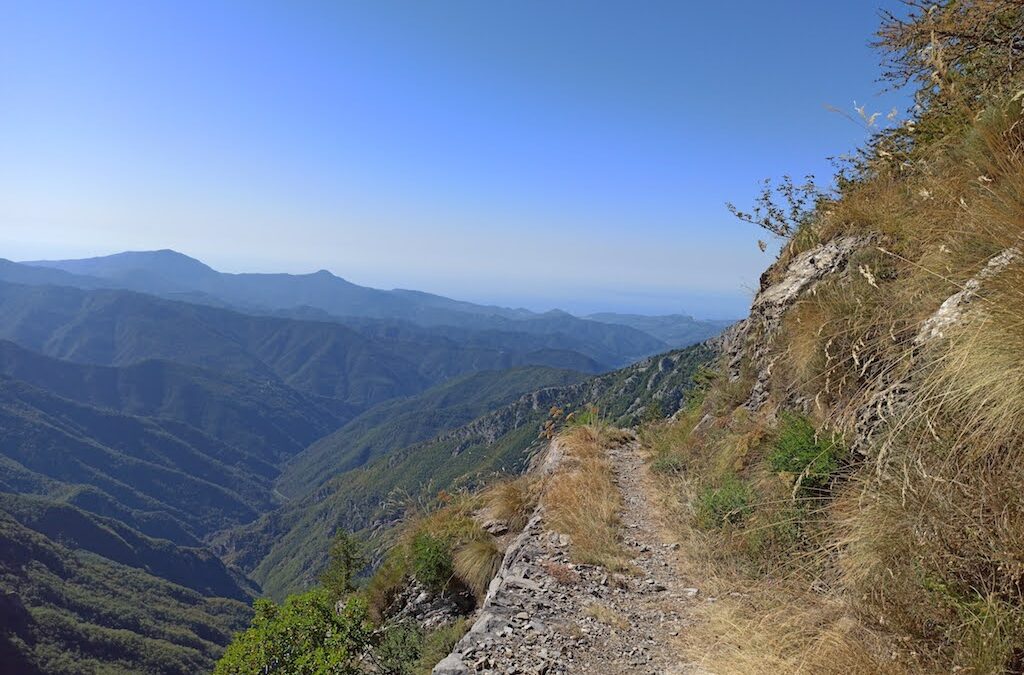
top-left (0, 1), bottom-right (907, 318)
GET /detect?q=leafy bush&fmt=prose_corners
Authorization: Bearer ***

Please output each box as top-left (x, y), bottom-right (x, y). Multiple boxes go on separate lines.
top-left (768, 414), bottom-right (844, 492)
top-left (371, 622), bottom-right (423, 675)
top-left (214, 591), bottom-right (370, 675)
top-left (410, 533), bottom-right (453, 593)
top-left (696, 477), bottom-right (752, 529)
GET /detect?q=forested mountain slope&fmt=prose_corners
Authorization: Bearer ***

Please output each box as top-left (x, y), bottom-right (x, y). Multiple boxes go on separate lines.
top-left (215, 344), bottom-right (714, 598)
top-left (276, 366), bottom-right (588, 499)
top-left (0, 280), bottom-right (603, 410)
top-left (0, 339), bottom-right (342, 464)
top-left (0, 510), bottom-right (252, 675)
top-left (585, 312), bottom-right (733, 348)
top-left (0, 287), bottom-right (608, 671)
top-left (0, 375), bottom-right (274, 541)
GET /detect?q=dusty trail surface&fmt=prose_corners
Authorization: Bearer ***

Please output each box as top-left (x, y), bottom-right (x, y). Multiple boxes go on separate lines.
top-left (436, 438), bottom-right (706, 674)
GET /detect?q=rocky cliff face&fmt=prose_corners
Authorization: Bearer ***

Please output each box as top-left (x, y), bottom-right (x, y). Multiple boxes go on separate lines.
top-left (718, 235), bottom-right (872, 411)
top-left (719, 236), bottom-right (1021, 447)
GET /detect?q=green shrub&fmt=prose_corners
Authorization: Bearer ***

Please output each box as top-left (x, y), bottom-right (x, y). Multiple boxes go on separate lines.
top-left (769, 414), bottom-right (845, 492)
top-left (214, 591), bottom-right (370, 675)
top-left (742, 505), bottom-right (804, 568)
top-left (372, 622), bottom-right (423, 674)
top-left (410, 533), bottom-right (453, 592)
top-left (641, 400), bottom-right (664, 422)
top-left (696, 477), bottom-right (753, 529)
top-left (567, 405), bottom-right (600, 427)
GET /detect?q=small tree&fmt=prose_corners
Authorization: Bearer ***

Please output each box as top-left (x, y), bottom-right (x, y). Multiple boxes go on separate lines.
top-left (321, 530), bottom-right (367, 601)
top-left (726, 175), bottom-right (821, 240)
top-left (877, 0), bottom-right (1024, 113)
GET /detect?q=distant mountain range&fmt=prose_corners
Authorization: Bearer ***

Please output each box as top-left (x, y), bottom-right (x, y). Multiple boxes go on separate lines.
top-left (0, 248), bottom-right (729, 671)
top-left (7, 249), bottom-right (732, 355)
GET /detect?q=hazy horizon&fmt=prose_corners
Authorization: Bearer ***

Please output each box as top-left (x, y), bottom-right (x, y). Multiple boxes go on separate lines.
top-left (2, 1), bottom-right (908, 320)
top-left (8, 244), bottom-right (744, 319)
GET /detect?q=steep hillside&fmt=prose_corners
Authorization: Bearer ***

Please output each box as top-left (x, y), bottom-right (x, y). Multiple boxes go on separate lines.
top-left (277, 366), bottom-right (589, 499)
top-left (0, 376), bottom-right (274, 541)
top-left (0, 340), bottom-right (342, 464)
top-left (0, 281), bottom-right (605, 411)
top-left (632, 4), bottom-right (1024, 673)
top-left (330, 316), bottom-right (637, 372)
top-left (215, 344), bottom-right (714, 598)
top-left (585, 312), bottom-right (734, 348)
top-left (0, 493), bottom-right (255, 600)
top-left (0, 509), bottom-right (251, 674)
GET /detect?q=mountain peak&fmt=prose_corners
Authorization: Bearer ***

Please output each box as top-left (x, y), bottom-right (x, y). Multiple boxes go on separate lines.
top-left (22, 249), bottom-right (218, 281)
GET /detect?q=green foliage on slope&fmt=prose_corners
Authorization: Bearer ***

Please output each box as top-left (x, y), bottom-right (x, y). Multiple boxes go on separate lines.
top-left (0, 510), bottom-right (251, 674)
top-left (0, 280), bottom-right (612, 411)
top-left (214, 592), bottom-right (371, 675)
top-left (0, 376), bottom-right (273, 541)
top-left (0, 339), bottom-right (344, 464)
top-left (0, 493), bottom-right (255, 600)
top-left (278, 366), bottom-right (587, 498)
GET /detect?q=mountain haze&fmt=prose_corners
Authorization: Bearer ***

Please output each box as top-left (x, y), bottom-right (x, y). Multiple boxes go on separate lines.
top-left (17, 250), bottom-right (701, 366)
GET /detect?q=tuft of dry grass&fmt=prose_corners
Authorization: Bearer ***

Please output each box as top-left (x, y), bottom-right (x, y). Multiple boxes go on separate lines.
top-left (683, 590), bottom-right (922, 675)
top-left (543, 424), bottom-right (630, 570)
top-left (453, 537), bottom-right (502, 599)
top-left (482, 476), bottom-right (539, 533)
top-left (365, 550), bottom-right (409, 623)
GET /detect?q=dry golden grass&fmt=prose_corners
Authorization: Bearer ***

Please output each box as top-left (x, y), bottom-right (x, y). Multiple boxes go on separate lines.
top-left (453, 537), bottom-right (502, 599)
top-left (642, 94), bottom-right (1024, 675)
top-left (541, 560), bottom-right (580, 586)
top-left (543, 424), bottom-right (630, 570)
top-left (481, 476), bottom-right (539, 533)
top-left (683, 591), bottom-right (922, 675)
